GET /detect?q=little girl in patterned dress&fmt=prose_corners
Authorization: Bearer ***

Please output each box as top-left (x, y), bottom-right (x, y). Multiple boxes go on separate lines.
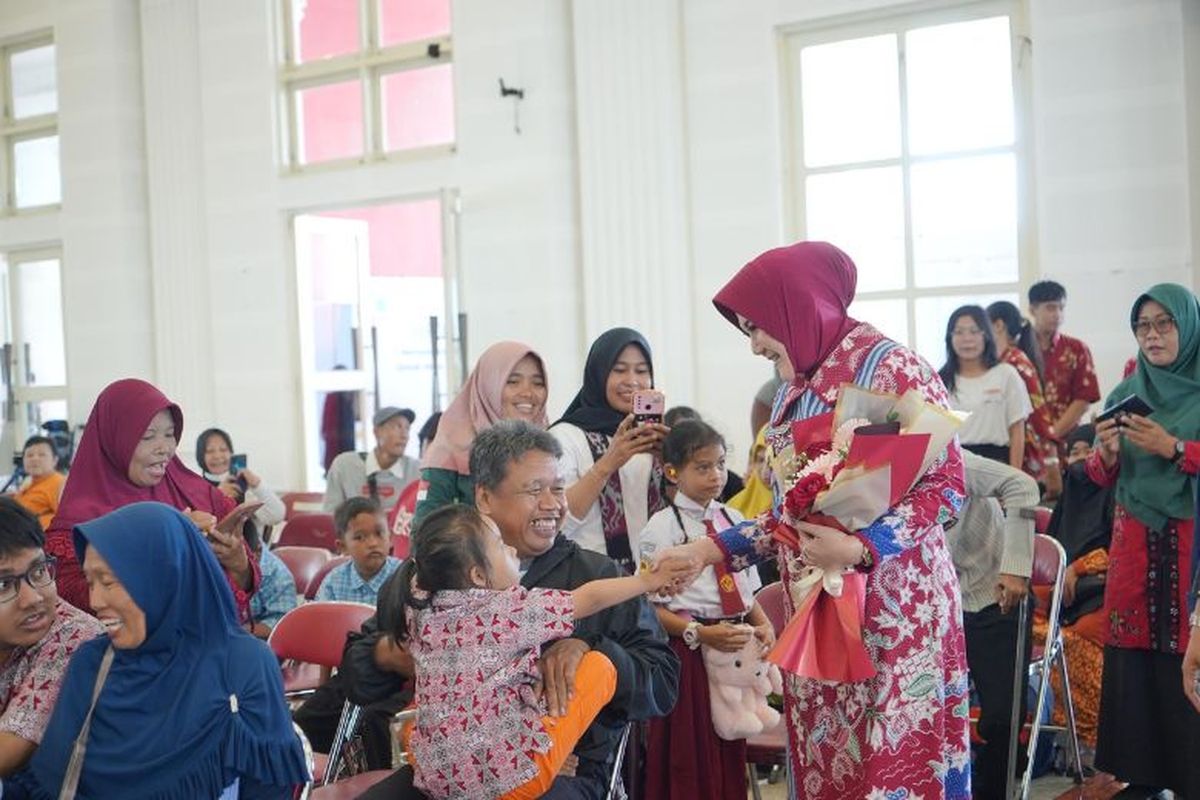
top-left (392, 504), bottom-right (690, 800)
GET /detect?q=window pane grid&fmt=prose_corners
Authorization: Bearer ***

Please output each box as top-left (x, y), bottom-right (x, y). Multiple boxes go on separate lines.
top-left (790, 5), bottom-right (1024, 355)
top-left (280, 0), bottom-right (453, 169)
top-left (0, 34), bottom-right (59, 215)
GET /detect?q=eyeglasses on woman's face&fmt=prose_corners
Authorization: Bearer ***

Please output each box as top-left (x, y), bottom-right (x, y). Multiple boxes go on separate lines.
top-left (1133, 315), bottom-right (1176, 339)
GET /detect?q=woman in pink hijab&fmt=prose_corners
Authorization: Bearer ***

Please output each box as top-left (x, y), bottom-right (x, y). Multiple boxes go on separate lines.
top-left (664, 242), bottom-right (971, 799)
top-left (46, 379), bottom-right (259, 619)
top-left (412, 342), bottom-right (549, 524)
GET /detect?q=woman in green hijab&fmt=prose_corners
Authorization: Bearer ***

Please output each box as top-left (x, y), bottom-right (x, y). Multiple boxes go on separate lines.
top-left (1088, 283), bottom-right (1200, 797)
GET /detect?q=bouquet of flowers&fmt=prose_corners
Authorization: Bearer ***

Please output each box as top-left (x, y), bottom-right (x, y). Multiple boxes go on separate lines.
top-left (765, 384), bottom-right (964, 682)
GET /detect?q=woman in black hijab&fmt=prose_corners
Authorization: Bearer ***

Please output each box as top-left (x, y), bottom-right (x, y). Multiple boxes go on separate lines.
top-left (550, 328), bottom-right (670, 572)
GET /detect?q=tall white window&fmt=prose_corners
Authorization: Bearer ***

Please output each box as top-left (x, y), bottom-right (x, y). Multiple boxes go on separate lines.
top-left (782, 3), bottom-right (1033, 366)
top-left (1, 34), bottom-right (60, 212)
top-left (277, 0), bottom-right (455, 170)
top-left (0, 247), bottom-right (69, 465)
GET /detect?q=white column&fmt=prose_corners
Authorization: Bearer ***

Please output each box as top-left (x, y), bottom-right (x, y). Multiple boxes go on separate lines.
top-left (139, 0), bottom-right (216, 423)
top-left (56, 0), bottom-right (156, 416)
top-left (570, 0), bottom-right (696, 403)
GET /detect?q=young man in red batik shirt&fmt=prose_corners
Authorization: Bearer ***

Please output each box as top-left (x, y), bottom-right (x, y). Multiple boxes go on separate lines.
top-left (1029, 281), bottom-right (1101, 457)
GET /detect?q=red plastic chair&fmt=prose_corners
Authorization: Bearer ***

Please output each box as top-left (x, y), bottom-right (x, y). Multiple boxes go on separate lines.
top-left (306, 555), bottom-right (353, 601)
top-left (270, 602), bottom-right (376, 786)
top-left (274, 546), bottom-right (332, 594)
top-left (277, 513), bottom-right (339, 552)
top-left (386, 480), bottom-right (421, 560)
top-left (280, 491), bottom-right (325, 519)
top-left (755, 581), bottom-right (787, 635)
top-left (269, 601), bottom-right (373, 682)
top-left (746, 581), bottom-right (788, 800)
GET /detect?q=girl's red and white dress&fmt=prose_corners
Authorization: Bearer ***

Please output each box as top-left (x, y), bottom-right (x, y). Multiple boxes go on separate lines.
top-left (640, 493), bottom-right (759, 799)
top-left (406, 586), bottom-right (574, 800)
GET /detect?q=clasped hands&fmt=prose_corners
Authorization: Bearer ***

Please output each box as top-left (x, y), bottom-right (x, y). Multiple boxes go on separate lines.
top-left (785, 517), bottom-right (865, 572)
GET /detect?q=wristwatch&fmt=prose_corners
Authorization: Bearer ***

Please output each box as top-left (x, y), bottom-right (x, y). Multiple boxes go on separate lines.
top-left (1172, 439), bottom-right (1186, 464)
top-left (682, 621), bottom-right (702, 650)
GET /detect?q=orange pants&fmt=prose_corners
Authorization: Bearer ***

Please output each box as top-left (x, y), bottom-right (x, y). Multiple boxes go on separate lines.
top-left (499, 650), bottom-right (617, 800)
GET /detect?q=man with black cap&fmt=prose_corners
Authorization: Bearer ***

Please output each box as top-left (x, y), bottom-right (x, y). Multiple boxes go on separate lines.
top-left (324, 406), bottom-right (421, 512)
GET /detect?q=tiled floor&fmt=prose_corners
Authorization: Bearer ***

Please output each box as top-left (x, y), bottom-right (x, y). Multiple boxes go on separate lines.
top-left (744, 772), bottom-right (1121, 799)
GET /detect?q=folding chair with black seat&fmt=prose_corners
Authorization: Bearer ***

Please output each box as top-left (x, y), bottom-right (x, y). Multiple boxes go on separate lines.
top-left (270, 601), bottom-right (376, 785)
top-left (1016, 533), bottom-right (1085, 800)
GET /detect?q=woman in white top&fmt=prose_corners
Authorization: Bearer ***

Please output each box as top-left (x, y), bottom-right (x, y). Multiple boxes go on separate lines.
top-left (550, 328), bottom-right (670, 572)
top-left (938, 305), bottom-right (1032, 469)
top-left (194, 428), bottom-right (286, 529)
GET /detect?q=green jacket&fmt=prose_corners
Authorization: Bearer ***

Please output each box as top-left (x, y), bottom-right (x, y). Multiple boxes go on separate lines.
top-left (411, 467), bottom-right (476, 526)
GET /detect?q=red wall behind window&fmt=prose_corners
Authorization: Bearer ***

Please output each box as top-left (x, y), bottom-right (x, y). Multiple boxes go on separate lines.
top-left (297, 0), bottom-right (454, 159)
top-left (322, 200), bottom-right (443, 278)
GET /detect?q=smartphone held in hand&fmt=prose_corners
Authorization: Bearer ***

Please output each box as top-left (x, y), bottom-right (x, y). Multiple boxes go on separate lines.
top-left (1095, 393), bottom-right (1154, 425)
top-left (633, 389), bottom-right (665, 427)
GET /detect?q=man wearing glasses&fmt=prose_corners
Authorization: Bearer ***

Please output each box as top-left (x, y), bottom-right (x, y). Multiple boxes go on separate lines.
top-left (340, 420), bottom-right (680, 799)
top-left (0, 498), bottom-right (102, 775)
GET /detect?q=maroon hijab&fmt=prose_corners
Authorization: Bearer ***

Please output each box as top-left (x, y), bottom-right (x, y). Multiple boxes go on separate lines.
top-left (712, 241), bottom-right (860, 377)
top-left (49, 379), bottom-right (233, 536)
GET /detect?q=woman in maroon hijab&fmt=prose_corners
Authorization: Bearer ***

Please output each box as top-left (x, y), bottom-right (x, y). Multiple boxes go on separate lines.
top-left (663, 243), bottom-right (971, 799)
top-left (46, 379), bottom-right (259, 618)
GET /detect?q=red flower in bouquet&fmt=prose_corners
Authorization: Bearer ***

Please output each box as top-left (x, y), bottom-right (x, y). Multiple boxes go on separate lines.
top-left (784, 472), bottom-right (828, 520)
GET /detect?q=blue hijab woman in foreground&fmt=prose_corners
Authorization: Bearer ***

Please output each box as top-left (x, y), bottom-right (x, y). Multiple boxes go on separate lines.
top-left (4, 502), bottom-right (309, 799)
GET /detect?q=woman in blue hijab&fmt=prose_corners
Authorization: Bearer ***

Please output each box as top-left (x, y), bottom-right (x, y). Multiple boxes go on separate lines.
top-left (4, 502), bottom-right (309, 799)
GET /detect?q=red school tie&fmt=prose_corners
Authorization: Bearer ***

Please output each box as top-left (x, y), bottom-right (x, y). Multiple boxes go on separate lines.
top-left (703, 518), bottom-right (746, 617)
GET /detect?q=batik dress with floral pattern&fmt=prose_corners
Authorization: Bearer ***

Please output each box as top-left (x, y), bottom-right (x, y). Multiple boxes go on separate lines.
top-left (713, 323), bottom-right (971, 800)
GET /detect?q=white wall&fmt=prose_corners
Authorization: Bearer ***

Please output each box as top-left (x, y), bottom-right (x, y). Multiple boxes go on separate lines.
top-left (0, 0), bottom-right (1197, 484)
top-left (1029, 0), bottom-right (1195, 398)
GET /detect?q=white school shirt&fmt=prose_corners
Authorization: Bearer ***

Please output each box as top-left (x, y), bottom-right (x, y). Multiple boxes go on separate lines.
top-left (551, 422), bottom-right (656, 558)
top-left (950, 363), bottom-right (1032, 447)
top-left (639, 494), bottom-right (760, 619)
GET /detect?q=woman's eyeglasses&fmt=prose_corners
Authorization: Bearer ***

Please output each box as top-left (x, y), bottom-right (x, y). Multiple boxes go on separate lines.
top-left (0, 557), bottom-right (57, 604)
top-left (1133, 315), bottom-right (1176, 338)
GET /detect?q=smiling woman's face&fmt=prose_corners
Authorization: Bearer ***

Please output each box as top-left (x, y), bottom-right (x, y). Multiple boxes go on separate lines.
top-left (738, 315), bottom-right (795, 380)
top-left (128, 409), bottom-right (176, 488)
top-left (604, 345), bottom-right (653, 414)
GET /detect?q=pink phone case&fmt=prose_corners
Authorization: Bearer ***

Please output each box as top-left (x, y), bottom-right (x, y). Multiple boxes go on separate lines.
top-left (633, 390), bottom-right (665, 426)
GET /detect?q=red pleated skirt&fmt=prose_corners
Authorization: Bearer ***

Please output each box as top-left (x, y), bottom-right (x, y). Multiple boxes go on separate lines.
top-left (644, 637), bottom-right (748, 800)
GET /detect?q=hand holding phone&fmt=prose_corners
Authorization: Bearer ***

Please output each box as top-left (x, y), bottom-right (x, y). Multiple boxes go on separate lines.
top-left (215, 500), bottom-right (264, 538)
top-left (1095, 393), bottom-right (1154, 425)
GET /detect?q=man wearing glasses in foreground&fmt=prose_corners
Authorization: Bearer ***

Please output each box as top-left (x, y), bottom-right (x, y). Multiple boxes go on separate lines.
top-left (0, 499), bottom-right (102, 776)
